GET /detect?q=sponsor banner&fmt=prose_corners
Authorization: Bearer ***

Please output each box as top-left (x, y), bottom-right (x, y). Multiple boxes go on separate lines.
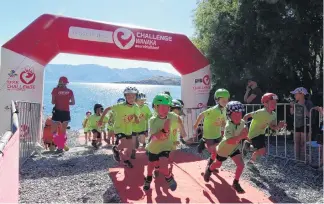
top-left (68, 26), bottom-right (173, 50)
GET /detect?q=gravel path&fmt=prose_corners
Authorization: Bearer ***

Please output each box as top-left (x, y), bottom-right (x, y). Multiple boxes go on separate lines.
top-left (19, 132), bottom-right (323, 203)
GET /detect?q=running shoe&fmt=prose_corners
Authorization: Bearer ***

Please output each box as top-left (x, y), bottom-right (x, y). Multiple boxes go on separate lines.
top-left (124, 160), bottom-right (133, 168)
top-left (54, 149), bottom-right (64, 155)
top-left (165, 175), bottom-right (177, 191)
top-left (232, 182), bottom-right (245, 194)
top-left (203, 167), bottom-right (212, 182)
top-left (112, 146), bottom-right (121, 162)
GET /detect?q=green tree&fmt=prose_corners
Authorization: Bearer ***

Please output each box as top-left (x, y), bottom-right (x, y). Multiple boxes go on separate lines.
top-left (193, 0), bottom-right (323, 104)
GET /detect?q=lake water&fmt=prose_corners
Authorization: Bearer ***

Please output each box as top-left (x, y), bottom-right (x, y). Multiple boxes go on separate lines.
top-left (43, 82), bottom-right (181, 129)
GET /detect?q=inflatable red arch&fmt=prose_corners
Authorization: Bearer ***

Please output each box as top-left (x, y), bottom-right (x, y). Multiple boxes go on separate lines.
top-left (0, 13), bottom-right (210, 135)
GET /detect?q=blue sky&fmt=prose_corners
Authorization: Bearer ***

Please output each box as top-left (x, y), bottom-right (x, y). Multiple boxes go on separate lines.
top-left (0, 0), bottom-right (198, 75)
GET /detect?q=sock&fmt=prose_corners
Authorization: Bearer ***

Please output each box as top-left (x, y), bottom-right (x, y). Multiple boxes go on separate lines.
top-left (233, 179), bottom-right (239, 184)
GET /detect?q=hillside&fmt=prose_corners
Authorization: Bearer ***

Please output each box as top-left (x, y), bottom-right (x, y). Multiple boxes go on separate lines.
top-left (44, 64), bottom-right (180, 83)
top-left (114, 76), bottom-right (181, 86)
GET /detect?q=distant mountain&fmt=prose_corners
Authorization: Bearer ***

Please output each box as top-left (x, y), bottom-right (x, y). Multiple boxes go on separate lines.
top-left (44, 64), bottom-right (180, 83)
top-left (114, 76), bottom-right (181, 86)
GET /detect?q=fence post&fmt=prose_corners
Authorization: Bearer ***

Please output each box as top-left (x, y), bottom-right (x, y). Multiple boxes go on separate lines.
top-left (308, 107), bottom-right (322, 167)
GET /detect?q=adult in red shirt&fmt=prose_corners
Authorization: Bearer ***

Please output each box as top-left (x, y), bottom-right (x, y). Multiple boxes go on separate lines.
top-left (51, 76), bottom-right (75, 153)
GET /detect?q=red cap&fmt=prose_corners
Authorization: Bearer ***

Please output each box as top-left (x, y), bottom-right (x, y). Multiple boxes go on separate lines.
top-left (59, 76), bottom-right (69, 84)
top-left (261, 93), bottom-right (278, 103)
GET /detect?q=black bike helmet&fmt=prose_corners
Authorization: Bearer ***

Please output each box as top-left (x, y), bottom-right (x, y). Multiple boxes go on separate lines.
top-left (93, 104), bottom-right (103, 113)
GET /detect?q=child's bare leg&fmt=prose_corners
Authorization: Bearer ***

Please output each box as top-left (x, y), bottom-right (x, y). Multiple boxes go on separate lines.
top-left (250, 147), bottom-right (266, 163)
top-left (294, 132), bottom-right (301, 160)
top-left (161, 157), bottom-right (177, 191)
top-left (143, 159), bottom-right (157, 191)
top-left (107, 130), bottom-right (111, 144)
top-left (111, 133), bottom-right (115, 144)
top-left (210, 159), bottom-right (222, 171)
top-left (231, 154), bottom-right (245, 181)
top-left (168, 150), bottom-right (176, 173)
top-left (88, 132), bottom-right (92, 141)
top-left (300, 132), bottom-right (307, 162)
top-left (130, 134), bottom-right (138, 159)
top-left (231, 154), bottom-right (245, 193)
top-left (84, 132), bottom-right (88, 144)
top-left (205, 139), bottom-right (218, 166)
top-left (91, 131), bottom-right (98, 147)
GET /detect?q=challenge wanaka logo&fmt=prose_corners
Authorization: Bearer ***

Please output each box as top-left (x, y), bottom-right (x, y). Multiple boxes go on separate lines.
top-left (113, 27), bottom-right (173, 50)
top-left (7, 66), bottom-right (36, 91)
top-left (113, 28), bottom-right (136, 50)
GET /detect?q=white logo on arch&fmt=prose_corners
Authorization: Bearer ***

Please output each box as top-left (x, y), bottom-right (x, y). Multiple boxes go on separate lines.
top-left (113, 28), bottom-right (136, 50)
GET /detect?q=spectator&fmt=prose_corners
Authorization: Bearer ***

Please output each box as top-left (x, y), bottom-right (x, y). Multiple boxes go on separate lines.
top-left (289, 87), bottom-right (321, 161)
top-left (51, 76), bottom-right (75, 154)
top-left (244, 79), bottom-right (263, 104)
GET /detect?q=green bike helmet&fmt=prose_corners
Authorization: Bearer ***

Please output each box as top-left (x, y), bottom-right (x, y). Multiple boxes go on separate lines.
top-left (153, 93), bottom-right (172, 106)
top-left (214, 88), bottom-right (230, 99)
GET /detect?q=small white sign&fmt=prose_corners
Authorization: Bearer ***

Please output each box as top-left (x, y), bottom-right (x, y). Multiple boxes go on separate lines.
top-left (68, 26), bottom-right (114, 43)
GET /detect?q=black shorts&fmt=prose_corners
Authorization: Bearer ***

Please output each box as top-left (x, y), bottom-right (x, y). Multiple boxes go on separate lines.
top-left (132, 131), bottom-right (148, 136)
top-left (216, 149), bottom-right (241, 162)
top-left (251, 134), bottom-right (266, 150)
top-left (148, 151), bottom-right (170, 162)
top-left (115, 133), bottom-right (132, 143)
top-left (295, 126), bottom-right (310, 133)
top-left (92, 129), bottom-right (102, 139)
top-left (52, 108), bottom-right (71, 123)
top-left (205, 138), bottom-right (222, 146)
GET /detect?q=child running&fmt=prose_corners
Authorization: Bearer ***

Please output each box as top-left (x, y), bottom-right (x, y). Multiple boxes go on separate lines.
top-left (85, 104), bottom-right (104, 149)
top-left (204, 101), bottom-right (247, 193)
top-left (193, 89), bottom-right (230, 171)
top-left (131, 93), bottom-right (152, 159)
top-left (106, 98), bottom-right (125, 145)
top-left (143, 93), bottom-right (180, 191)
top-left (167, 99), bottom-right (187, 174)
top-left (99, 87), bottom-right (140, 168)
top-left (243, 93), bottom-right (286, 167)
top-left (170, 99), bottom-right (187, 145)
top-left (82, 111), bottom-right (92, 145)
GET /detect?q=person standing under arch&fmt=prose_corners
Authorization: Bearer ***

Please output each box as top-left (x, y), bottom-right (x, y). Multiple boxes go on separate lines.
top-left (51, 76), bottom-right (75, 154)
top-left (244, 79), bottom-right (263, 105)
